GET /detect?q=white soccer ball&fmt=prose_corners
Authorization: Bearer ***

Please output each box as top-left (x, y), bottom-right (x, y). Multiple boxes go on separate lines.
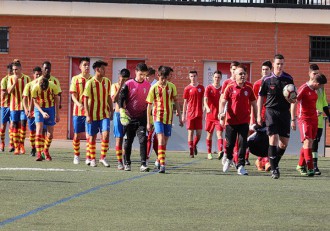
top-left (283, 84), bottom-right (297, 100)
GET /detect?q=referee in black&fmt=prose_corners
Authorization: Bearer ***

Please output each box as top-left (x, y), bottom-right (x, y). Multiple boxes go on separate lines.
top-left (257, 54), bottom-right (296, 179)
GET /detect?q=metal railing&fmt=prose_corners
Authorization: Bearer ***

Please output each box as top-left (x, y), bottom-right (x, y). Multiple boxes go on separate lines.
top-left (39, 0), bottom-right (330, 8)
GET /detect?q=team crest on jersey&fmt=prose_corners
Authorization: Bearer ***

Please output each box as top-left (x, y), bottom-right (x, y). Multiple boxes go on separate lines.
top-left (270, 85), bottom-right (275, 90)
top-left (168, 89), bottom-right (172, 95)
top-left (198, 88), bottom-right (202, 93)
top-left (244, 91), bottom-right (248, 96)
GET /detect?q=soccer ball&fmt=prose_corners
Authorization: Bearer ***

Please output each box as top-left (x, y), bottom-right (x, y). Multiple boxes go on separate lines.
top-left (283, 84), bottom-right (297, 100)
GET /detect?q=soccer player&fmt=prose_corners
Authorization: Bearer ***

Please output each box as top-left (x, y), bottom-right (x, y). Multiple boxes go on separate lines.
top-left (32, 77), bottom-right (60, 161)
top-left (70, 57), bottom-right (92, 165)
top-left (310, 65), bottom-right (330, 175)
top-left (257, 54), bottom-right (296, 179)
top-left (146, 65), bottom-right (183, 173)
top-left (204, 70), bottom-right (223, 160)
top-left (118, 63), bottom-right (151, 172)
top-left (111, 68), bottom-right (130, 170)
top-left (182, 70), bottom-right (205, 158)
top-left (145, 67), bottom-right (159, 166)
top-left (253, 60), bottom-right (272, 171)
top-left (295, 73), bottom-right (327, 176)
top-left (83, 60), bottom-right (113, 167)
top-left (7, 61), bottom-right (31, 155)
top-left (22, 66), bottom-right (42, 156)
top-left (0, 64), bottom-right (13, 152)
top-left (219, 64), bottom-right (257, 175)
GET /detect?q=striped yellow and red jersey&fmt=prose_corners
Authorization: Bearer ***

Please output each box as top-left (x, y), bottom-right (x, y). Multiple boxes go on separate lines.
top-left (7, 74), bottom-right (31, 111)
top-left (70, 73), bottom-right (92, 116)
top-left (146, 81), bottom-right (177, 125)
top-left (1, 75), bottom-right (11, 107)
top-left (31, 81), bottom-right (60, 108)
top-left (83, 77), bottom-right (112, 121)
top-left (22, 81), bottom-right (36, 116)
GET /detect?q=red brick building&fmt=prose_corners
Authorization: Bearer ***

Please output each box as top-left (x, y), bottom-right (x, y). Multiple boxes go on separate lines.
top-left (1, 1), bottom-right (330, 143)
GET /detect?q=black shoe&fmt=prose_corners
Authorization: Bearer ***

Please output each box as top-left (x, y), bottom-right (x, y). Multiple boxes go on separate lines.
top-left (217, 151), bottom-right (224, 160)
top-left (314, 167), bottom-right (321, 175)
top-left (245, 159), bottom-right (251, 166)
top-left (9, 147), bottom-right (14, 152)
top-left (30, 148), bottom-right (36, 157)
top-left (271, 168), bottom-right (280, 179)
top-left (194, 146), bottom-right (198, 156)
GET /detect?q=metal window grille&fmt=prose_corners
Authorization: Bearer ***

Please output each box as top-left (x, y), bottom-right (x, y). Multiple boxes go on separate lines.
top-left (310, 36), bottom-right (330, 62)
top-left (0, 27), bottom-right (9, 53)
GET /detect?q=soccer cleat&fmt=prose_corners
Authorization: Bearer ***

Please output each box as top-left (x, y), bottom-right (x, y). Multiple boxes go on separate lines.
top-left (217, 151), bottom-right (224, 160)
top-left (85, 158), bottom-right (91, 166)
top-left (9, 145), bottom-right (14, 152)
top-left (73, 155), bottom-right (80, 165)
top-left (194, 146), bottom-right (198, 156)
top-left (99, 158), bottom-right (110, 167)
top-left (35, 152), bottom-right (43, 161)
top-left (14, 148), bottom-right (20, 155)
top-left (190, 154), bottom-right (194, 158)
top-left (124, 164), bottom-right (131, 171)
top-left (223, 158), bottom-right (232, 173)
top-left (245, 159), bottom-right (251, 166)
top-left (271, 168), bottom-right (280, 179)
top-left (20, 144), bottom-right (25, 154)
top-left (222, 154), bottom-right (227, 166)
top-left (45, 156), bottom-right (52, 161)
top-left (0, 143), bottom-right (4, 152)
top-left (307, 169), bottom-right (315, 177)
top-left (255, 159), bottom-right (264, 171)
top-left (117, 162), bottom-right (124, 170)
top-left (30, 148), bottom-right (36, 157)
top-left (90, 159), bottom-right (97, 167)
top-left (314, 167), bottom-right (321, 175)
top-left (154, 160), bottom-right (160, 170)
top-left (140, 165), bottom-right (150, 172)
top-left (296, 165), bottom-right (307, 176)
top-left (158, 165), bottom-right (165, 173)
top-left (207, 153), bottom-right (213, 160)
top-left (237, 165), bottom-right (248, 175)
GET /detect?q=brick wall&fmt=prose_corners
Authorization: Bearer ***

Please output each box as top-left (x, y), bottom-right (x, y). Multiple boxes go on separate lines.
top-left (1, 16), bottom-right (330, 142)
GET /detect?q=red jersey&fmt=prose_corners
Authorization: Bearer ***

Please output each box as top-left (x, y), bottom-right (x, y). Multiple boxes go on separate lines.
top-left (223, 82), bottom-right (256, 125)
top-left (183, 84), bottom-right (205, 119)
top-left (253, 78), bottom-right (266, 122)
top-left (204, 84), bottom-right (221, 121)
top-left (297, 83), bottom-right (318, 120)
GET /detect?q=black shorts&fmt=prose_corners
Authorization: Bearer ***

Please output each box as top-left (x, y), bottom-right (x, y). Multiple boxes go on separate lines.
top-left (265, 108), bottom-right (291, 138)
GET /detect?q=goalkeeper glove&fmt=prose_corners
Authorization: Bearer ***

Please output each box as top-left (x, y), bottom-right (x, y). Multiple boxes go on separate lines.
top-left (120, 108), bottom-right (131, 126)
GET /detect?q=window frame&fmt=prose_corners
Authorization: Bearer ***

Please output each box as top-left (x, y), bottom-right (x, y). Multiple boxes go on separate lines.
top-left (0, 27), bottom-right (9, 53)
top-left (309, 36), bottom-right (330, 63)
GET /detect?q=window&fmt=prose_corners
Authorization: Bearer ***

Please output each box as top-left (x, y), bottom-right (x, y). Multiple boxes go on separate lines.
top-left (0, 27), bottom-right (9, 53)
top-left (310, 36), bottom-right (330, 62)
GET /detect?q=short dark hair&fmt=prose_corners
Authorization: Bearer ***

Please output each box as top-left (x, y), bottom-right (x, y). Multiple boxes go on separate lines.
top-left (189, 70), bottom-right (197, 75)
top-left (236, 64), bottom-right (247, 72)
top-left (262, 60), bottom-right (272, 69)
top-left (7, 63), bottom-right (12, 71)
top-left (147, 67), bottom-right (155, 76)
top-left (309, 64), bottom-right (319, 71)
top-left (80, 57), bottom-right (90, 64)
top-left (230, 61), bottom-right (240, 68)
top-left (169, 67), bottom-right (174, 72)
top-left (274, 54), bottom-right (285, 60)
top-left (92, 60), bottom-right (108, 70)
top-left (135, 63), bottom-right (148, 72)
top-left (42, 61), bottom-right (51, 67)
top-left (33, 66), bottom-right (42, 72)
top-left (120, 68), bottom-right (130, 78)
top-left (158, 66), bottom-right (171, 78)
top-left (39, 77), bottom-right (49, 90)
top-left (12, 62), bottom-right (21, 68)
top-left (316, 74), bottom-right (327, 85)
top-left (214, 70), bottom-right (222, 75)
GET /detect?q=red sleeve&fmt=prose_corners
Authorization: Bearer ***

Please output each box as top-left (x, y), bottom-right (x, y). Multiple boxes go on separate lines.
top-left (204, 86), bottom-right (210, 97)
top-left (224, 86), bottom-right (231, 101)
top-left (183, 86), bottom-right (189, 99)
top-left (249, 87), bottom-right (257, 101)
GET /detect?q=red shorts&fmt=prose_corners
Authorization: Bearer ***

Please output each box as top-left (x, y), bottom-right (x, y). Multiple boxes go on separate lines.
top-left (205, 119), bottom-right (224, 133)
top-left (298, 119), bottom-right (317, 142)
top-left (186, 116), bottom-right (203, 130)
